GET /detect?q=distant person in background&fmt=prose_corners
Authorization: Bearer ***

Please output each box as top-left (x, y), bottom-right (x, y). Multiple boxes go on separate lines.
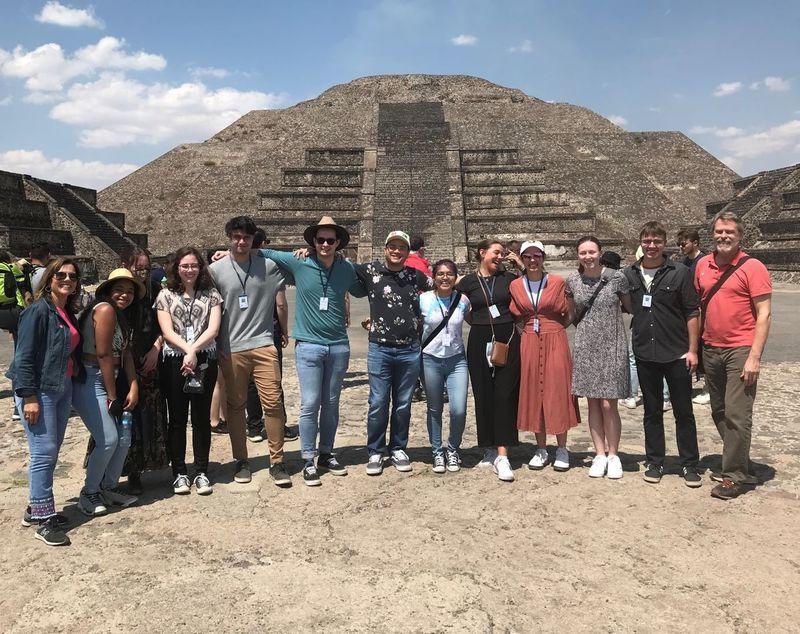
top-left (677, 228), bottom-right (710, 405)
top-left (506, 240), bottom-right (522, 256)
top-left (0, 250), bottom-right (25, 337)
top-left (28, 242), bottom-right (52, 295)
top-left (9, 258), bottom-right (83, 546)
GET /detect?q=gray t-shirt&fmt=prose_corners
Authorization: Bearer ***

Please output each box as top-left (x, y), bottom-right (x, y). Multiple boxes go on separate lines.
top-left (30, 267), bottom-right (46, 294)
top-left (209, 254), bottom-right (285, 353)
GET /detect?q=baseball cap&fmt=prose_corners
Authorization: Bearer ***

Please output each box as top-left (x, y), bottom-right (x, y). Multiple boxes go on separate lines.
top-left (520, 240), bottom-right (545, 255)
top-left (385, 231), bottom-right (410, 247)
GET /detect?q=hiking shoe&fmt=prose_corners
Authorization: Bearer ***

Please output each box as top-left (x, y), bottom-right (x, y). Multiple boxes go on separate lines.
top-left (22, 507), bottom-right (68, 528)
top-left (391, 449), bottom-right (412, 472)
top-left (318, 453), bottom-right (347, 476)
top-left (247, 427), bottom-right (266, 443)
top-left (432, 454), bottom-right (446, 474)
top-left (284, 425), bottom-right (299, 441)
top-left (692, 392), bottom-right (711, 405)
top-left (34, 517), bottom-right (70, 547)
top-left (528, 448), bottom-right (549, 470)
top-left (621, 397), bottom-right (639, 409)
top-left (606, 455), bottom-right (623, 480)
top-left (234, 460), bottom-right (252, 484)
top-left (493, 455), bottom-right (515, 482)
top-left (101, 487), bottom-right (138, 507)
top-left (446, 450), bottom-right (461, 472)
top-left (269, 462), bottom-right (292, 487)
top-left (553, 447), bottom-right (570, 472)
top-left (589, 454), bottom-right (608, 478)
top-left (173, 474), bottom-right (191, 495)
top-left (478, 448), bottom-right (498, 468)
top-left (302, 463), bottom-right (321, 487)
top-left (194, 473), bottom-right (213, 495)
top-left (643, 464), bottom-right (664, 483)
top-left (211, 420), bottom-right (229, 434)
top-left (711, 478), bottom-right (742, 500)
top-left (683, 466), bottom-right (702, 488)
top-left (78, 491), bottom-right (108, 517)
top-left (366, 453), bottom-right (384, 476)
top-left (126, 471), bottom-right (143, 496)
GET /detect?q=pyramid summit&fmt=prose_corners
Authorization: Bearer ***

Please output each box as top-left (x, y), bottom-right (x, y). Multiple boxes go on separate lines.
top-left (98, 74), bottom-right (737, 261)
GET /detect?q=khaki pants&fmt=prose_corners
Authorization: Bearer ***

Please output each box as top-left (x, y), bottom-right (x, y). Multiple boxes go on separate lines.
top-left (219, 345), bottom-right (285, 464)
top-left (703, 345), bottom-right (758, 485)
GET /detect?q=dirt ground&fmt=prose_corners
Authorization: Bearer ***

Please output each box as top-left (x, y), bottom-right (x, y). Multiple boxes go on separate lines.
top-left (1, 354), bottom-right (799, 633)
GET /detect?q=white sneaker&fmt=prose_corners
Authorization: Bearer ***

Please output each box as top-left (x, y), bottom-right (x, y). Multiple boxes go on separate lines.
top-left (492, 455), bottom-right (515, 482)
top-left (477, 448), bottom-right (498, 468)
top-left (663, 400), bottom-right (672, 411)
top-left (365, 453), bottom-right (384, 476)
top-left (193, 473), bottom-right (213, 495)
top-left (588, 454), bottom-right (608, 478)
top-left (527, 448), bottom-right (549, 470)
top-left (692, 392), bottom-right (711, 405)
top-left (173, 474), bottom-right (191, 495)
top-left (553, 447), bottom-right (570, 471)
top-left (432, 454), bottom-right (446, 474)
top-left (606, 455), bottom-right (623, 479)
top-left (621, 397), bottom-right (639, 409)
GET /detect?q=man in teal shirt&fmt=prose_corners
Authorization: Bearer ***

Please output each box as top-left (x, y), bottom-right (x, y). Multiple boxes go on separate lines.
top-left (258, 217), bottom-right (366, 486)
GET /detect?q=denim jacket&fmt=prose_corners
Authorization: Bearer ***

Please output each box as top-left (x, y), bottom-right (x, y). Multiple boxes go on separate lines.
top-left (7, 298), bottom-right (85, 397)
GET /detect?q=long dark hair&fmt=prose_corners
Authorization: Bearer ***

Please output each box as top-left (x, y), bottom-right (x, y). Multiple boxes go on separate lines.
top-left (576, 235), bottom-right (603, 274)
top-left (166, 246), bottom-right (214, 294)
top-left (35, 257), bottom-right (82, 314)
top-left (79, 279), bottom-right (136, 345)
top-left (474, 238), bottom-right (504, 263)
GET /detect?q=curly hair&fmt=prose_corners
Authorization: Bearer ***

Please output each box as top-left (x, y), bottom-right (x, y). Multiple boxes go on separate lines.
top-left (35, 257), bottom-right (82, 313)
top-left (166, 246), bottom-right (214, 293)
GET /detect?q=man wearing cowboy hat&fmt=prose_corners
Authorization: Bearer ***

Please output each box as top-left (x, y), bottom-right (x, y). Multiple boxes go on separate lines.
top-left (231, 216), bottom-right (367, 486)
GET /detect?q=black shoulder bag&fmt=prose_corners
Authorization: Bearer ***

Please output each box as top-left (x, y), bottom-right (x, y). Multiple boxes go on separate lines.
top-left (422, 292), bottom-right (462, 350)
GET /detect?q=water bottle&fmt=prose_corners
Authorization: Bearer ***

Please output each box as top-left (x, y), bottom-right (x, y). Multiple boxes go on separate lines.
top-left (119, 411), bottom-right (133, 448)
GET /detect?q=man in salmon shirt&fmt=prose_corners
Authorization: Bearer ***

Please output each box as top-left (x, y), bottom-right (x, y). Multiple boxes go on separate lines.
top-left (694, 211), bottom-right (772, 500)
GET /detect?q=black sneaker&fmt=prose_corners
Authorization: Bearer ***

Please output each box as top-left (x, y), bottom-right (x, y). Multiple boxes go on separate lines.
top-left (683, 466), bottom-right (702, 488)
top-left (302, 463), bottom-right (321, 487)
top-left (35, 517), bottom-right (70, 546)
top-left (234, 459), bottom-right (252, 484)
top-left (412, 386), bottom-right (425, 402)
top-left (247, 426), bottom-right (267, 443)
top-left (318, 453), bottom-right (348, 476)
top-left (269, 462), bottom-right (292, 487)
top-left (211, 420), bottom-right (229, 434)
top-left (283, 425), bottom-right (299, 441)
top-left (22, 507), bottom-right (68, 528)
top-left (643, 463), bottom-right (664, 483)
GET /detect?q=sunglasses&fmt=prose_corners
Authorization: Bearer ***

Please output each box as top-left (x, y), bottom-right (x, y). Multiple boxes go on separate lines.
top-left (315, 237), bottom-right (338, 245)
top-left (53, 272), bottom-right (79, 281)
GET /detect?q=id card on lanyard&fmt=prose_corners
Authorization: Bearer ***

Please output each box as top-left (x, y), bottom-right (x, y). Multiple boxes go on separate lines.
top-left (231, 256), bottom-right (253, 311)
top-left (318, 260), bottom-right (335, 312)
top-left (526, 275), bottom-right (546, 333)
top-left (480, 275), bottom-right (501, 319)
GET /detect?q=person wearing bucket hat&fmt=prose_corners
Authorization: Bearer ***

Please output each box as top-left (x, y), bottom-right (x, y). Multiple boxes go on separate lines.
top-left (72, 268), bottom-right (142, 516)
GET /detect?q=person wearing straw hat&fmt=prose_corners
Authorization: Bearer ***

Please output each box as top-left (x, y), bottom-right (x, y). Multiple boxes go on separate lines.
top-left (72, 268), bottom-right (143, 516)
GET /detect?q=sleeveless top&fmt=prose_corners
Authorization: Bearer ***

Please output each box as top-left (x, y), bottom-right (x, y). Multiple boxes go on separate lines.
top-left (81, 302), bottom-right (125, 358)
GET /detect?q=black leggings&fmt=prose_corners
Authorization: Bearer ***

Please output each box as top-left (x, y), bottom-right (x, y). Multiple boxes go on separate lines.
top-left (160, 353), bottom-right (218, 478)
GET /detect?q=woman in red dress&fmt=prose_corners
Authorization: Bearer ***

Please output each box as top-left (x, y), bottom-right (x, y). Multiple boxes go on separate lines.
top-left (510, 241), bottom-right (580, 472)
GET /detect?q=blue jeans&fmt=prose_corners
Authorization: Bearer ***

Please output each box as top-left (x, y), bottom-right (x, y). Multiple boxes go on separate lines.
top-left (15, 376), bottom-right (72, 520)
top-left (629, 343), bottom-right (669, 400)
top-left (422, 352), bottom-right (468, 456)
top-left (73, 365), bottom-right (129, 494)
top-left (295, 341), bottom-right (350, 461)
top-left (366, 342), bottom-right (420, 455)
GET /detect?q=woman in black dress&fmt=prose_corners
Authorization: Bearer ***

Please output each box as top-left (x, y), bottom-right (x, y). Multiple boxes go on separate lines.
top-left (456, 239), bottom-right (522, 482)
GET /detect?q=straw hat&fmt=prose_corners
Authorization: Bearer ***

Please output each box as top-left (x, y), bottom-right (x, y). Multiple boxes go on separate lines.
top-left (303, 216), bottom-right (350, 250)
top-left (96, 268), bottom-right (146, 299)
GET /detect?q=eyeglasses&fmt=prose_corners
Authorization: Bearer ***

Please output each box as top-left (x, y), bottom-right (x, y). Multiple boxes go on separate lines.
top-left (435, 271), bottom-right (456, 278)
top-left (53, 272), bottom-right (79, 281)
top-left (179, 264), bottom-right (200, 270)
top-left (230, 234), bottom-right (252, 243)
top-left (641, 239), bottom-right (664, 246)
top-left (386, 244), bottom-right (408, 252)
top-left (315, 237), bottom-right (338, 245)
top-left (133, 267), bottom-right (151, 274)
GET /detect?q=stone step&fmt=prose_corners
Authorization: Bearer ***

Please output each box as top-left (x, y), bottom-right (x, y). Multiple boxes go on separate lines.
top-left (282, 168), bottom-right (363, 188)
top-left (464, 191), bottom-right (569, 208)
top-left (460, 149), bottom-right (519, 166)
top-left (259, 191), bottom-right (361, 212)
top-left (306, 148), bottom-right (364, 167)
top-left (462, 171), bottom-right (546, 188)
top-left (0, 195), bottom-right (52, 228)
top-left (0, 227), bottom-right (75, 254)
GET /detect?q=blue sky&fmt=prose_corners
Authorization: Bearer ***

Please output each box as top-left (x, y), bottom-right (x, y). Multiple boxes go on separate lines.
top-left (1, 0), bottom-right (798, 188)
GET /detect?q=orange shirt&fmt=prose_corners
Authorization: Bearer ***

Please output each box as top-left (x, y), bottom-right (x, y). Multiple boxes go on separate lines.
top-left (694, 250), bottom-right (771, 348)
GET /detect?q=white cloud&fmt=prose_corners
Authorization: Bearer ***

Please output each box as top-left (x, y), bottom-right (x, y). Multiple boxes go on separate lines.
top-left (0, 96), bottom-right (11, 106)
top-left (648, 106), bottom-right (661, 113)
top-left (0, 36), bottom-right (165, 92)
top-left (720, 155), bottom-right (743, 172)
top-left (23, 91), bottom-right (63, 104)
top-left (35, 1), bottom-right (103, 28)
top-left (764, 76), bottom-right (790, 92)
top-left (749, 81), bottom-right (760, 91)
top-left (507, 39), bottom-right (533, 54)
top-left (49, 72), bottom-right (289, 148)
top-left (689, 125), bottom-right (745, 138)
top-left (720, 119), bottom-right (800, 159)
top-left (607, 114), bottom-right (627, 127)
top-left (713, 81), bottom-right (742, 97)
top-left (451, 34), bottom-right (477, 46)
top-left (189, 66), bottom-right (230, 79)
top-left (0, 149), bottom-right (137, 189)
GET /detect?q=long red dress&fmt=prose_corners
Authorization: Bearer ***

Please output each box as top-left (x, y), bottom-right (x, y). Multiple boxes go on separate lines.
top-left (510, 273), bottom-right (580, 434)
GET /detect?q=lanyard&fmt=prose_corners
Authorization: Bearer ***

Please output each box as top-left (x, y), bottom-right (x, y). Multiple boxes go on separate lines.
top-left (182, 290), bottom-right (199, 326)
top-left (636, 263), bottom-right (666, 295)
top-left (478, 274), bottom-right (496, 304)
top-left (317, 258), bottom-right (336, 297)
top-left (525, 274), bottom-right (546, 316)
top-left (230, 255), bottom-right (252, 294)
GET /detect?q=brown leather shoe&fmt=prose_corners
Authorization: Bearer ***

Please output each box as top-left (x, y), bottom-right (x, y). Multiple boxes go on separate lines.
top-left (710, 478), bottom-right (742, 500)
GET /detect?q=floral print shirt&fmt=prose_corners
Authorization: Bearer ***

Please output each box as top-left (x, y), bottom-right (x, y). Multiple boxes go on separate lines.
top-left (355, 261), bottom-right (433, 346)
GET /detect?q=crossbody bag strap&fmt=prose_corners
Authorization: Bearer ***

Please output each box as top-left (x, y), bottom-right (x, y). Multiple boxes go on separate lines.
top-left (700, 255), bottom-right (751, 335)
top-left (477, 276), bottom-right (497, 342)
top-left (574, 274), bottom-right (608, 325)
top-left (421, 291), bottom-right (461, 350)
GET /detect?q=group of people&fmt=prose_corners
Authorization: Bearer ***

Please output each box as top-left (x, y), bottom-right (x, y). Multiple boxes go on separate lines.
top-left (8, 209), bottom-right (772, 547)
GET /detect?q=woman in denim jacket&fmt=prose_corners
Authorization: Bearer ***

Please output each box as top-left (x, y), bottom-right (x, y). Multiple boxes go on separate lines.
top-left (9, 258), bottom-right (84, 546)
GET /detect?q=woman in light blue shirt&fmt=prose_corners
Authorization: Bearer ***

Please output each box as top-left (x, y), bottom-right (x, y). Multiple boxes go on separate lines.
top-left (419, 259), bottom-right (471, 473)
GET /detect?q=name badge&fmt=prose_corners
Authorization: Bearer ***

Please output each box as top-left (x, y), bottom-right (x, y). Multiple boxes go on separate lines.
top-left (642, 294), bottom-right (652, 308)
top-left (488, 304), bottom-right (500, 318)
top-left (238, 294), bottom-right (249, 310)
top-left (442, 332), bottom-right (452, 347)
top-left (319, 297), bottom-right (329, 311)
top-left (185, 325), bottom-right (195, 342)
top-left (533, 318), bottom-right (540, 333)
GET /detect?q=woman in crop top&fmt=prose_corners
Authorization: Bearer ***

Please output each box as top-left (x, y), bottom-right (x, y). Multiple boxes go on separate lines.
top-left (9, 258), bottom-right (83, 546)
top-left (72, 269), bottom-right (141, 517)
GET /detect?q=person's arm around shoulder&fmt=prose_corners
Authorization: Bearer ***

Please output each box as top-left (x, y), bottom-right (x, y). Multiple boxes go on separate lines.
top-left (275, 288), bottom-right (289, 347)
top-left (260, 248), bottom-right (300, 274)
